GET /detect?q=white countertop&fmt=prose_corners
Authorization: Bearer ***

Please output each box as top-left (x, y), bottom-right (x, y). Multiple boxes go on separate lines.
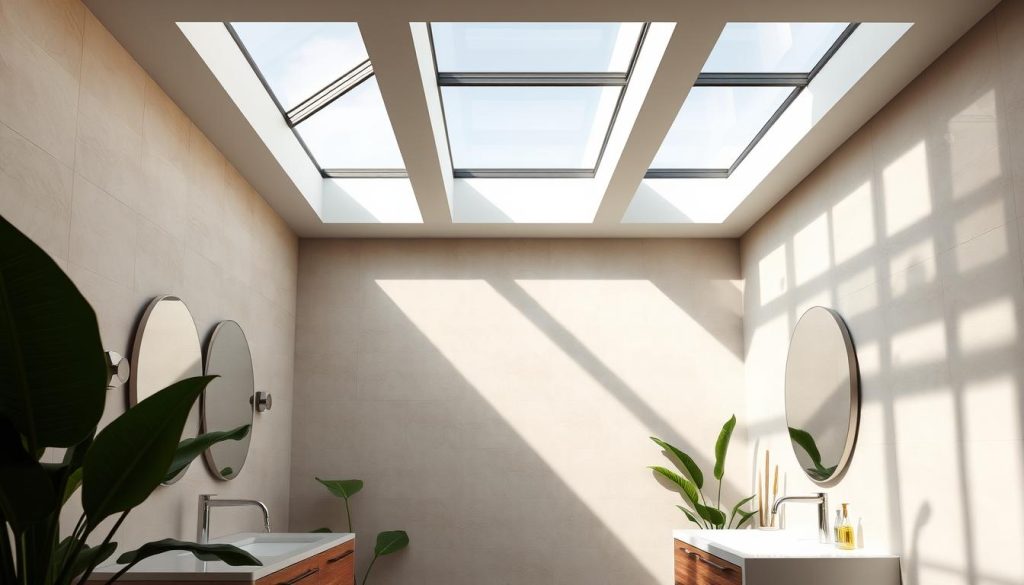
top-left (88, 532), bottom-right (355, 582)
top-left (674, 529), bottom-right (897, 567)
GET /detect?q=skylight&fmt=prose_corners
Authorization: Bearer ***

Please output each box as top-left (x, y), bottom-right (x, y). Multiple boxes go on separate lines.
top-left (648, 22), bottom-right (856, 178)
top-left (229, 22), bottom-right (405, 177)
top-left (431, 23), bottom-right (646, 178)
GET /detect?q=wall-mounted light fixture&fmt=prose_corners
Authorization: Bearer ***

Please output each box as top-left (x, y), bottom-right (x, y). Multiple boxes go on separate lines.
top-left (252, 391), bottom-right (272, 413)
top-left (105, 350), bottom-right (130, 387)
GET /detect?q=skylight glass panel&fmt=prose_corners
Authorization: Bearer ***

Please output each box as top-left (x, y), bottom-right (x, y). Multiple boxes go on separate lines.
top-left (432, 23), bottom-right (643, 73)
top-left (442, 86), bottom-right (621, 169)
top-left (703, 23), bottom-right (849, 73)
top-left (232, 22), bottom-right (369, 111)
top-left (650, 86), bottom-right (793, 169)
top-left (294, 76), bottom-right (405, 169)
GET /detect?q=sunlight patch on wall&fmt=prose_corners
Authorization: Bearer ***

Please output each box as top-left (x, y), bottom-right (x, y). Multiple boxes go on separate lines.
top-left (831, 181), bottom-right (875, 264)
top-left (793, 213), bottom-right (831, 286)
top-left (890, 320), bottom-right (947, 367)
top-left (758, 243), bottom-right (788, 305)
top-left (883, 142), bottom-right (932, 237)
top-left (953, 199), bottom-right (1006, 245)
top-left (888, 239), bottom-right (937, 297)
top-left (953, 225), bottom-right (1010, 273)
top-left (956, 297), bottom-right (1017, 354)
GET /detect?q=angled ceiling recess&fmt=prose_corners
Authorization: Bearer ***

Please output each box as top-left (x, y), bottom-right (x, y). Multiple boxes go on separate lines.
top-left (82, 0), bottom-right (998, 236)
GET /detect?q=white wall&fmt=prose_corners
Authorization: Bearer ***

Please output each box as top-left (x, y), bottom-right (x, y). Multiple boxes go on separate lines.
top-left (741, 3), bottom-right (1024, 584)
top-left (0, 0), bottom-right (299, 548)
top-left (289, 239), bottom-right (747, 585)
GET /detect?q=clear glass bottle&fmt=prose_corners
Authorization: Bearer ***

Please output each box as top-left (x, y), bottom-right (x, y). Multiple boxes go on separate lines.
top-left (836, 503), bottom-right (856, 550)
top-left (833, 510), bottom-right (842, 543)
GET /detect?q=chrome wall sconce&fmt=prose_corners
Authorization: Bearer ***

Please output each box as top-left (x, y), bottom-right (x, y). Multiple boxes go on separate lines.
top-left (105, 350), bottom-right (130, 387)
top-left (252, 391), bottom-right (272, 413)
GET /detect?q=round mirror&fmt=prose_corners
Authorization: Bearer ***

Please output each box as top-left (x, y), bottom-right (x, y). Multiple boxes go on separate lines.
top-left (130, 296), bottom-right (203, 484)
top-left (784, 306), bottom-right (860, 486)
top-left (202, 321), bottom-right (254, 480)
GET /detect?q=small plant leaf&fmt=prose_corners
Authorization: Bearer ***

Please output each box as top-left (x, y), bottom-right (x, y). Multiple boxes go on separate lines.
top-left (696, 503), bottom-right (727, 528)
top-left (676, 505), bottom-right (704, 528)
top-left (649, 466), bottom-right (700, 507)
top-left (374, 530), bottom-right (409, 556)
top-left (70, 541), bottom-right (117, 580)
top-left (117, 539), bottom-right (262, 567)
top-left (735, 509), bottom-right (757, 528)
top-left (713, 415), bottom-right (736, 481)
top-left (316, 478), bottom-right (364, 499)
top-left (650, 437), bottom-right (703, 489)
top-left (83, 376), bottom-right (215, 527)
top-left (165, 424), bottom-right (249, 481)
top-left (728, 494), bottom-right (756, 528)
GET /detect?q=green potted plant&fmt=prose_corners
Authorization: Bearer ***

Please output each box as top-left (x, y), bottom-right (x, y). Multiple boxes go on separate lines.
top-left (0, 215), bottom-right (261, 584)
top-left (314, 478), bottom-right (409, 585)
top-left (649, 414), bottom-right (756, 529)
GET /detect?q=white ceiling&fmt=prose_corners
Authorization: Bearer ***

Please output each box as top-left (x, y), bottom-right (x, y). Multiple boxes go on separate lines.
top-left (84, 0), bottom-right (999, 238)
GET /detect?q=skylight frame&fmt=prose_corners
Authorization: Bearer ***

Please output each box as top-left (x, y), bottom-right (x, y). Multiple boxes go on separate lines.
top-left (225, 23), bottom-right (408, 179)
top-left (429, 22), bottom-right (650, 179)
top-left (646, 23), bottom-right (858, 179)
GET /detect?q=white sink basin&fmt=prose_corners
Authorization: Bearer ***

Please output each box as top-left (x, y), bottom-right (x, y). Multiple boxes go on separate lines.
top-left (232, 534), bottom-right (328, 559)
top-left (675, 529), bottom-right (897, 566)
top-left (88, 532), bottom-right (355, 582)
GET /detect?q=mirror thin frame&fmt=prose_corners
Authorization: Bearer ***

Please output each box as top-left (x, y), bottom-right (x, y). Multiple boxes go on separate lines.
top-left (201, 320), bottom-right (255, 481)
top-left (129, 295), bottom-right (203, 485)
top-left (783, 306), bottom-right (861, 487)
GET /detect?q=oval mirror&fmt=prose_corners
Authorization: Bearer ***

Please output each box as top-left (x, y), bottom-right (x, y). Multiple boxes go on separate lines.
top-left (784, 306), bottom-right (860, 486)
top-left (130, 296), bottom-right (203, 484)
top-left (202, 321), bottom-right (255, 480)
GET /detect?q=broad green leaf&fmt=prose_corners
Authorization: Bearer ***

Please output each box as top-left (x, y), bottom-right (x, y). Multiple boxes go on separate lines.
top-left (117, 539), bottom-right (262, 567)
top-left (0, 215), bottom-right (107, 451)
top-left (374, 530), bottom-right (409, 556)
top-left (165, 425), bottom-right (250, 482)
top-left (83, 376), bottom-right (214, 527)
top-left (0, 416), bottom-right (56, 532)
top-left (713, 415), bottom-right (736, 481)
top-left (735, 509), bottom-right (757, 528)
top-left (650, 437), bottom-right (703, 489)
top-left (70, 540), bottom-right (117, 581)
top-left (316, 478), bottom-right (364, 499)
top-left (728, 494), bottom-right (756, 529)
top-left (676, 505), bottom-right (704, 528)
top-left (649, 466), bottom-right (700, 507)
top-left (696, 503), bottom-right (727, 528)
top-left (788, 427), bottom-right (823, 466)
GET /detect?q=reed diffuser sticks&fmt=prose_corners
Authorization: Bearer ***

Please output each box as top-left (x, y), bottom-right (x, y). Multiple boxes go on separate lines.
top-left (757, 449), bottom-right (781, 528)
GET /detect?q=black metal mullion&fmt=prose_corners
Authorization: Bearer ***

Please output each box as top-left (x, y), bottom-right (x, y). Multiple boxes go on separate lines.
top-left (287, 60), bottom-right (375, 126)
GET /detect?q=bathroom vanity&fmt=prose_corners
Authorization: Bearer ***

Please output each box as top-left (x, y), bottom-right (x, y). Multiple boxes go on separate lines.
top-left (87, 533), bottom-right (354, 585)
top-left (674, 530), bottom-right (900, 585)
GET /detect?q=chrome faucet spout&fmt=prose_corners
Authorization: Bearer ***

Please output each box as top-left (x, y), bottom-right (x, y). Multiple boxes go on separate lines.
top-left (770, 492), bottom-right (830, 543)
top-left (197, 494), bottom-right (272, 543)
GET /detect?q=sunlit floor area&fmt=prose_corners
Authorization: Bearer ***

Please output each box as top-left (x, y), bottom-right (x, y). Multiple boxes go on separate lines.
top-left (0, 1), bottom-right (1021, 585)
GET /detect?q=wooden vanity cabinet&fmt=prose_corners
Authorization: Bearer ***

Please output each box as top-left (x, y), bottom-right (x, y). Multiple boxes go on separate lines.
top-left (675, 540), bottom-right (742, 585)
top-left (256, 540), bottom-right (355, 585)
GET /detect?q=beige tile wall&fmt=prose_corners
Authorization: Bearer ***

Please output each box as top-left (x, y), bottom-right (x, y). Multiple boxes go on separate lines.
top-left (741, 3), bottom-right (1024, 584)
top-left (0, 0), bottom-right (299, 547)
top-left (290, 239), bottom-right (747, 585)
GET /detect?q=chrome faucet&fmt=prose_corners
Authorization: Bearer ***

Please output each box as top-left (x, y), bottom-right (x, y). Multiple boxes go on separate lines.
top-left (771, 491), bottom-right (830, 543)
top-left (197, 494), bottom-right (271, 543)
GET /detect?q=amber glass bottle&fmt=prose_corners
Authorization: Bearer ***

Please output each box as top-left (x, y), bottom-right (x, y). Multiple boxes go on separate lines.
top-left (836, 503), bottom-right (856, 550)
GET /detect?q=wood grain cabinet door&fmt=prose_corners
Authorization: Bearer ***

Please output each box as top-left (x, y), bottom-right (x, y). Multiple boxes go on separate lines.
top-left (317, 540), bottom-right (356, 585)
top-left (255, 555), bottom-right (321, 585)
top-left (674, 542), bottom-right (742, 585)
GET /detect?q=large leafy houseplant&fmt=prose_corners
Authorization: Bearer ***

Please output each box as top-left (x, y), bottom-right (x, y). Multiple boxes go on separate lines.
top-left (0, 215), bottom-right (261, 584)
top-left (649, 414), bottom-right (756, 529)
top-left (314, 478), bottom-right (409, 585)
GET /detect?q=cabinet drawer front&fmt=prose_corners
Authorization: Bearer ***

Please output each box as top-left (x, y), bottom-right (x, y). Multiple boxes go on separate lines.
top-left (257, 556), bottom-right (321, 585)
top-left (318, 540), bottom-right (356, 585)
top-left (675, 542), bottom-right (742, 585)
